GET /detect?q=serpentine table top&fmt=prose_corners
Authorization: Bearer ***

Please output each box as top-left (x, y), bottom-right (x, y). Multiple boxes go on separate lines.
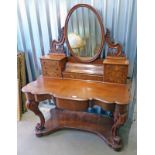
top-left (22, 76), bottom-right (130, 105)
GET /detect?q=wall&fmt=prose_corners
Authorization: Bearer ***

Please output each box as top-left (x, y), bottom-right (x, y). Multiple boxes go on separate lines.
top-left (17, 0), bottom-right (137, 120)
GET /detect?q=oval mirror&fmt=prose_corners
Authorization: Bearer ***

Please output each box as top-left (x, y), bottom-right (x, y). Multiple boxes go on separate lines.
top-left (65, 4), bottom-right (105, 62)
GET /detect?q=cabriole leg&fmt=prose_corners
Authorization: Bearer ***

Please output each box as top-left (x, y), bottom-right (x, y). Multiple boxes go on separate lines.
top-left (111, 105), bottom-right (128, 150)
top-left (25, 93), bottom-right (45, 131)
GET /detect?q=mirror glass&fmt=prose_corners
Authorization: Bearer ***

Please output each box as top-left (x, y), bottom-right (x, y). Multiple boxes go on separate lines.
top-left (67, 7), bottom-right (102, 61)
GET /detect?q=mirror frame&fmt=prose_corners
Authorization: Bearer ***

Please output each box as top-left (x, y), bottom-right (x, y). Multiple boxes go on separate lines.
top-left (64, 4), bottom-right (105, 63)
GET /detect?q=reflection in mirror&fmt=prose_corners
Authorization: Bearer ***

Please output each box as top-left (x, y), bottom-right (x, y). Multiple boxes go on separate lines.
top-left (67, 7), bottom-right (102, 60)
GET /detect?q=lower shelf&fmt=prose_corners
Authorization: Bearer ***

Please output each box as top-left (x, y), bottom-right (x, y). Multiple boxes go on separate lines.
top-left (35, 108), bottom-right (122, 151)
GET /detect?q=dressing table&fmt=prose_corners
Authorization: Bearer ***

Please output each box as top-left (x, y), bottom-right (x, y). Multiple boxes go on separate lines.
top-left (22, 4), bottom-right (130, 151)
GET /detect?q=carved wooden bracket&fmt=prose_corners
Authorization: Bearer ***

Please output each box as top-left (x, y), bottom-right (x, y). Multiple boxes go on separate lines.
top-left (50, 27), bottom-right (124, 58)
top-left (111, 105), bottom-right (128, 146)
top-left (105, 29), bottom-right (123, 57)
top-left (25, 93), bottom-right (45, 131)
top-left (50, 27), bottom-right (65, 54)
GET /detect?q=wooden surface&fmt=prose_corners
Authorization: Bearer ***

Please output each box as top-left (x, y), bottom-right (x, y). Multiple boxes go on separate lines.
top-left (103, 57), bottom-right (129, 84)
top-left (22, 76), bottom-right (129, 105)
top-left (103, 57), bottom-right (129, 65)
top-left (56, 98), bottom-right (89, 111)
top-left (41, 54), bottom-right (66, 61)
top-left (63, 71), bottom-right (103, 81)
top-left (105, 29), bottom-right (123, 56)
top-left (50, 27), bottom-right (65, 53)
top-left (64, 62), bottom-right (103, 75)
top-left (22, 4), bottom-right (130, 151)
top-left (67, 56), bottom-right (104, 64)
top-left (40, 54), bottom-right (67, 77)
top-left (24, 91), bottom-right (128, 151)
top-left (17, 52), bottom-right (27, 114)
top-left (35, 108), bottom-right (124, 150)
top-left (62, 62), bottom-right (103, 81)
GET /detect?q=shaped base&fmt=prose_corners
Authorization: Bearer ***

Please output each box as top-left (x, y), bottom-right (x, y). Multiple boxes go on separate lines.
top-left (35, 108), bottom-right (122, 151)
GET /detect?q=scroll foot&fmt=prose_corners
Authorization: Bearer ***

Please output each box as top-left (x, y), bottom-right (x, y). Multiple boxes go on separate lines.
top-left (25, 93), bottom-right (45, 131)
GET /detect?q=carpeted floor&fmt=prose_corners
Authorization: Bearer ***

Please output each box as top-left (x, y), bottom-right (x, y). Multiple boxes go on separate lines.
top-left (17, 104), bottom-right (136, 155)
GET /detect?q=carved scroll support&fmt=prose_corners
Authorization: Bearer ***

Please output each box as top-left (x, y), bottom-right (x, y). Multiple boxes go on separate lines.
top-left (105, 29), bottom-right (123, 57)
top-left (25, 93), bottom-right (45, 131)
top-left (111, 105), bottom-right (128, 149)
top-left (50, 27), bottom-right (65, 54)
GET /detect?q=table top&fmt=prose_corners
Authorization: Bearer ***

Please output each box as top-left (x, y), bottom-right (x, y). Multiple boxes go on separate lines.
top-left (22, 76), bottom-right (130, 105)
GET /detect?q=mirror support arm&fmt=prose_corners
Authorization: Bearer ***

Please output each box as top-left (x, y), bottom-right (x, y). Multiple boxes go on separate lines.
top-left (50, 27), bottom-right (65, 54)
top-left (105, 29), bottom-right (123, 56)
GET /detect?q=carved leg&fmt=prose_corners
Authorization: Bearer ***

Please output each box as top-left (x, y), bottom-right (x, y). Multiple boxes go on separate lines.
top-left (25, 93), bottom-right (45, 131)
top-left (111, 105), bottom-right (127, 150)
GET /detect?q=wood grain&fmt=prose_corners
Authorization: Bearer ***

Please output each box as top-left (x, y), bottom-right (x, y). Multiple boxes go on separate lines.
top-left (40, 54), bottom-right (67, 77)
top-left (22, 76), bottom-right (129, 105)
top-left (103, 57), bottom-right (129, 84)
top-left (105, 29), bottom-right (123, 56)
top-left (22, 4), bottom-right (130, 151)
top-left (56, 98), bottom-right (89, 111)
top-left (64, 62), bottom-right (103, 75)
top-left (63, 71), bottom-right (103, 81)
top-left (62, 60), bottom-right (104, 81)
top-left (35, 108), bottom-right (125, 151)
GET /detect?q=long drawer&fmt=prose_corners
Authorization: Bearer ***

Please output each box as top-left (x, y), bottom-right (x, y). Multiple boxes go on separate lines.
top-left (63, 71), bottom-right (103, 81)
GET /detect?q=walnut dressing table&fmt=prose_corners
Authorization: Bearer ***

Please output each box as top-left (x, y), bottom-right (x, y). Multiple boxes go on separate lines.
top-left (22, 4), bottom-right (130, 151)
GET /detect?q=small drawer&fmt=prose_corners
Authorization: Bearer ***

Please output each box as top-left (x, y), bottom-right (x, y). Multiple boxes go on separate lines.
top-left (104, 64), bottom-right (128, 84)
top-left (103, 57), bottom-right (129, 84)
top-left (56, 98), bottom-right (89, 111)
top-left (41, 59), bottom-right (62, 77)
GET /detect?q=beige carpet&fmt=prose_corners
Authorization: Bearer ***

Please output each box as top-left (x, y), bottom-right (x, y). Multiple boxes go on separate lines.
top-left (17, 104), bottom-right (136, 155)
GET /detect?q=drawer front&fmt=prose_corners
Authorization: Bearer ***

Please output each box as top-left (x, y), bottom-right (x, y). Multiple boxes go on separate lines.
top-left (104, 64), bottom-right (128, 84)
top-left (41, 59), bottom-right (62, 77)
top-left (63, 72), bottom-right (103, 81)
top-left (56, 98), bottom-right (89, 111)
